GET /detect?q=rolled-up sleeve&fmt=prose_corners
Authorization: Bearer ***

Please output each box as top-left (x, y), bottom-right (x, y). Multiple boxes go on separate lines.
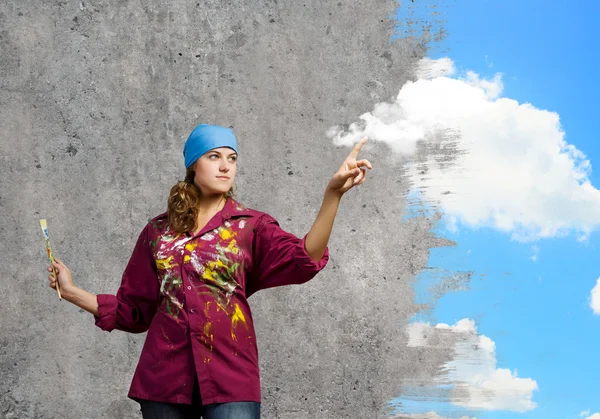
top-left (94, 224), bottom-right (160, 333)
top-left (247, 214), bottom-right (329, 296)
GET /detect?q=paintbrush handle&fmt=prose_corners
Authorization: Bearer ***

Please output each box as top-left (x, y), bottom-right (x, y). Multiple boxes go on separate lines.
top-left (52, 266), bottom-right (62, 300)
top-left (40, 219), bottom-right (62, 301)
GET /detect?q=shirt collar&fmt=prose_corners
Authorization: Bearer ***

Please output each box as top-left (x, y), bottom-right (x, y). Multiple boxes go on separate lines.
top-left (153, 197), bottom-right (257, 238)
top-left (220, 197), bottom-right (256, 220)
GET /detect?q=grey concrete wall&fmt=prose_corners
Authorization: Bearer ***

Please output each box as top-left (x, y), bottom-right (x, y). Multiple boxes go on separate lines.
top-left (1, 1), bottom-right (452, 418)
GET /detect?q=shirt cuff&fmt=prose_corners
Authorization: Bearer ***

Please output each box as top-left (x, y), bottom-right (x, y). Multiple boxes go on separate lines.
top-left (295, 235), bottom-right (330, 273)
top-left (94, 294), bottom-right (118, 332)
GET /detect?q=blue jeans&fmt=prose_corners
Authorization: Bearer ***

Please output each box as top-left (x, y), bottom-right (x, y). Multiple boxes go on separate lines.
top-left (138, 376), bottom-right (260, 419)
top-left (139, 400), bottom-right (261, 419)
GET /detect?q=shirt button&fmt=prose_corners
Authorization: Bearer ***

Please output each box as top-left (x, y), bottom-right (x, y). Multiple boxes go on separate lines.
top-left (187, 286), bottom-right (191, 290)
top-left (190, 309), bottom-right (195, 314)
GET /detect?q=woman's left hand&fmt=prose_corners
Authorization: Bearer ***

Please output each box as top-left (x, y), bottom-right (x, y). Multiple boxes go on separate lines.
top-left (326, 137), bottom-right (372, 196)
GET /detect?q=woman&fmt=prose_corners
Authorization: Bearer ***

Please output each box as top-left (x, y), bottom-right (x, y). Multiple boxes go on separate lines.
top-left (47, 124), bottom-right (371, 419)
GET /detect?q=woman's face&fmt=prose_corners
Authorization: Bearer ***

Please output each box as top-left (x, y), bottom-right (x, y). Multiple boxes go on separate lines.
top-left (192, 147), bottom-right (237, 196)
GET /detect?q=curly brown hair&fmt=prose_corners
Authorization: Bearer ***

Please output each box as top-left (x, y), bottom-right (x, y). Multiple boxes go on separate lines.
top-left (167, 167), bottom-right (234, 234)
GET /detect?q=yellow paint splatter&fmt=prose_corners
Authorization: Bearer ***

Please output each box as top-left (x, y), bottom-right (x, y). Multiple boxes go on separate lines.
top-left (227, 239), bottom-right (239, 254)
top-left (207, 259), bottom-right (227, 270)
top-left (202, 259), bottom-right (229, 282)
top-left (156, 256), bottom-right (176, 270)
top-left (185, 242), bottom-right (198, 252)
top-left (202, 267), bottom-right (216, 282)
top-left (204, 322), bottom-right (214, 341)
top-left (183, 255), bottom-right (191, 263)
top-left (219, 227), bottom-right (234, 240)
top-left (231, 303), bottom-right (248, 341)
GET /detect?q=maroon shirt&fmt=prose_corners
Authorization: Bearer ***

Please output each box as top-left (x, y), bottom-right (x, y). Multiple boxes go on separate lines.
top-left (94, 197), bottom-right (329, 405)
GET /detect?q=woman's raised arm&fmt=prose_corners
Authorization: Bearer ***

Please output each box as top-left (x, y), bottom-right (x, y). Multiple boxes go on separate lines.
top-left (304, 137), bottom-right (372, 261)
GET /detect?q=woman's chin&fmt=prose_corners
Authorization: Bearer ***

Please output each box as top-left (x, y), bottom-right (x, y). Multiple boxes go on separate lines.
top-left (196, 180), bottom-right (233, 196)
top-left (203, 186), bottom-right (231, 196)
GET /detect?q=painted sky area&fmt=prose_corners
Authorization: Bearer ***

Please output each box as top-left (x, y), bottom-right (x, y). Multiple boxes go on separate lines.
top-left (381, 1), bottom-right (600, 418)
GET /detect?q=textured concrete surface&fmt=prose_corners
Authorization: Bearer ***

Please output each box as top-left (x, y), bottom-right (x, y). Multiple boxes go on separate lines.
top-left (0, 1), bottom-right (454, 417)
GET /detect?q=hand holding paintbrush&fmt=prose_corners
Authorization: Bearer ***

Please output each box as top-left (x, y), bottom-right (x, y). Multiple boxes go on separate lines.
top-left (40, 219), bottom-right (75, 300)
top-left (46, 258), bottom-right (74, 297)
top-left (39, 219), bottom-right (95, 313)
top-left (40, 219), bottom-right (63, 300)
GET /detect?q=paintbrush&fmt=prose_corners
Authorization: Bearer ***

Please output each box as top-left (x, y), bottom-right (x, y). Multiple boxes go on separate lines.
top-left (39, 219), bottom-right (62, 300)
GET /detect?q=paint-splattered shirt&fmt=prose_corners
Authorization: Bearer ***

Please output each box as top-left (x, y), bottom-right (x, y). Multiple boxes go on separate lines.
top-left (94, 197), bottom-right (329, 405)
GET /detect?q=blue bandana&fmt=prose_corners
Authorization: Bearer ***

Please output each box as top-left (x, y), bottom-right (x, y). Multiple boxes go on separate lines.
top-left (183, 124), bottom-right (238, 168)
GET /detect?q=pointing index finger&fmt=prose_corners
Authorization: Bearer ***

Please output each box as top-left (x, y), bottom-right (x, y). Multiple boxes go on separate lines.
top-left (348, 137), bottom-right (368, 160)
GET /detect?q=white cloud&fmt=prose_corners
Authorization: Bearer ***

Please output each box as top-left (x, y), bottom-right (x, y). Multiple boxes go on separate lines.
top-left (530, 245), bottom-right (539, 262)
top-left (328, 57), bottom-right (600, 241)
top-left (406, 319), bottom-right (538, 412)
top-left (590, 278), bottom-right (600, 315)
top-left (581, 412), bottom-right (600, 419)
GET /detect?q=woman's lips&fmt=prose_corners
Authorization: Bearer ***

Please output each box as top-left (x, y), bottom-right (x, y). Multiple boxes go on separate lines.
top-left (216, 176), bottom-right (230, 180)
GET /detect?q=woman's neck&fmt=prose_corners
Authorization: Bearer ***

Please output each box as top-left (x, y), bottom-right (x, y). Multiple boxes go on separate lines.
top-left (197, 194), bottom-right (227, 216)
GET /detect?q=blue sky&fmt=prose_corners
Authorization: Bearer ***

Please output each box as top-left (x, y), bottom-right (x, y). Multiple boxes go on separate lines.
top-left (388, 1), bottom-right (600, 418)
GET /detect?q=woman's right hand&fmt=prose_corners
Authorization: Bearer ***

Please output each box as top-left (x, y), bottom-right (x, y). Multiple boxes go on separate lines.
top-left (47, 258), bottom-right (76, 297)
